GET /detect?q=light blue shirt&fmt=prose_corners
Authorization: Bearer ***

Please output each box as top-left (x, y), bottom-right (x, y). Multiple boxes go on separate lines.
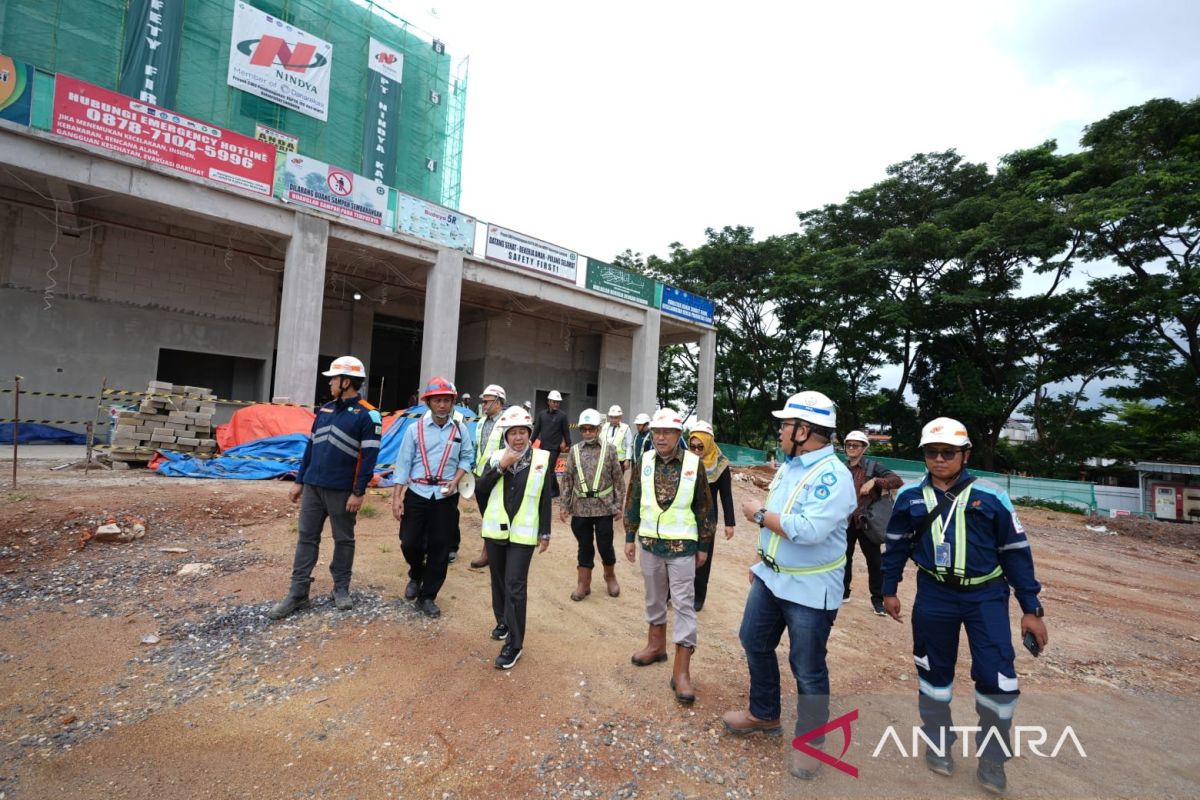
top-left (395, 412), bottom-right (476, 500)
top-left (751, 444), bottom-right (856, 610)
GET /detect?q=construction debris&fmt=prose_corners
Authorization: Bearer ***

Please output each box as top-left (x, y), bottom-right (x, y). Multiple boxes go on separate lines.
top-left (79, 513), bottom-right (147, 546)
top-left (108, 381), bottom-right (219, 463)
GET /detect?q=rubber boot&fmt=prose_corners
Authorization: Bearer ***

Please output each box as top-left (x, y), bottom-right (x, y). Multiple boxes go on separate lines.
top-left (669, 644), bottom-right (696, 704)
top-left (469, 543), bottom-right (489, 569)
top-left (630, 623), bottom-right (668, 666)
top-left (570, 567), bottom-right (593, 601)
top-left (602, 563), bottom-right (620, 597)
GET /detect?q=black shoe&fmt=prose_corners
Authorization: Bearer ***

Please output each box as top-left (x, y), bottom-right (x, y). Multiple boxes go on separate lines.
top-left (416, 597), bottom-right (441, 618)
top-left (495, 643), bottom-right (523, 669)
top-left (333, 587), bottom-right (353, 611)
top-left (491, 623), bottom-right (510, 641)
top-left (872, 601), bottom-right (886, 616)
top-left (694, 599), bottom-right (705, 613)
top-left (448, 550), bottom-right (458, 563)
top-left (977, 759), bottom-right (1007, 794)
top-left (843, 590), bottom-right (851, 601)
top-left (926, 748), bottom-right (955, 777)
top-left (404, 579), bottom-right (421, 600)
top-left (267, 595), bottom-right (310, 620)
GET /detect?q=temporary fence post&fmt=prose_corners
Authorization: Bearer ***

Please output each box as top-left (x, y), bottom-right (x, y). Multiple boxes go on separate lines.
top-left (11, 375), bottom-right (21, 488)
top-left (85, 376), bottom-right (106, 475)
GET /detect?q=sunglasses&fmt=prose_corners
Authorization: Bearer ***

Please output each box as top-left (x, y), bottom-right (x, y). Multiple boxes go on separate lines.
top-left (845, 442), bottom-right (866, 449)
top-left (688, 442), bottom-right (706, 452)
top-left (923, 446), bottom-right (962, 461)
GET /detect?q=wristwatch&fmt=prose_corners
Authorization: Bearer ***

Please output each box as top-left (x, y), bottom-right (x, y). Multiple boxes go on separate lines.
top-left (1028, 606), bottom-right (1044, 618)
top-left (752, 508), bottom-right (767, 526)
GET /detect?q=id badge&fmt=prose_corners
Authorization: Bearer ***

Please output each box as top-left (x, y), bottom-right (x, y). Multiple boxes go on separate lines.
top-left (934, 542), bottom-right (952, 568)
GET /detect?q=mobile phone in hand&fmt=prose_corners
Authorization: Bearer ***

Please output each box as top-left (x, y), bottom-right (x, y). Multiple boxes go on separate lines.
top-left (1022, 630), bottom-right (1041, 657)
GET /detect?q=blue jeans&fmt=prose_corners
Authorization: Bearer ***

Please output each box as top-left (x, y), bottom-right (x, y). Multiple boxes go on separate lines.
top-left (739, 576), bottom-right (838, 740)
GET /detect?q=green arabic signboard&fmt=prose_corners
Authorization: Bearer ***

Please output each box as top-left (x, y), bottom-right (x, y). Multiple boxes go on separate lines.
top-left (585, 258), bottom-right (657, 307)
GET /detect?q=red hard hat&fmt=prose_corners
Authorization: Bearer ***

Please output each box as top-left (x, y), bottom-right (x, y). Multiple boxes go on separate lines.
top-left (420, 376), bottom-right (458, 400)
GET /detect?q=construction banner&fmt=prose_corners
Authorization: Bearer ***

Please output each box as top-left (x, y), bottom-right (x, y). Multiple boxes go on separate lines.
top-left (226, 1), bottom-right (333, 122)
top-left (362, 37), bottom-right (403, 184)
top-left (0, 55), bottom-right (33, 125)
top-left (585, 258), bottom-right (656, 306)
top-left (278, 153), bottom-right (391, 229)
top-left (118, 0), bottom-right (186, 109)
top-left (393, 190), bottom-right (475, 252)
top-left (485, 224), bottom-right (578, 283)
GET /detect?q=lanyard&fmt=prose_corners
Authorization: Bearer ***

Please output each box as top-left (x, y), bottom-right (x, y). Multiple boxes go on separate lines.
top-left (416, 415), bottom-right (457, 483)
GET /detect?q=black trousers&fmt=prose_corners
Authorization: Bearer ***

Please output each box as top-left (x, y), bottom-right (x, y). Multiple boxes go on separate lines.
top-left (399, 491), bottom-right (459, 601)
top-left (571, 515), bottom-right (616, 569)
top-left (693, 536), bottom-right (716, 609)
top-left (844, 523), bottom-right (883, 604)
top-left (486, 539), bottom-right (535, 650)
top-left (289, 484), bottom-right (357, 597)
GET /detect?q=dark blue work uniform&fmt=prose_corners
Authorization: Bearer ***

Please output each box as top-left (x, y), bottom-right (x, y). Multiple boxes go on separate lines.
top-left (882, 471), bottom-right (1043, 763)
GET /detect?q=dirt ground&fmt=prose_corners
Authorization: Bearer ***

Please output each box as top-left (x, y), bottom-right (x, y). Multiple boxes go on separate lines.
top-left (0, 458), bottom-right (1197, 800)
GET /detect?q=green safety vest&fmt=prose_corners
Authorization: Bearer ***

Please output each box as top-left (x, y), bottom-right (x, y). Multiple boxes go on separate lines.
top-left (482, 449), bottom-right (550, 546)
top-left (919, 484), bottom-right (1003, 586)
top-left (606, 422), bottom-right (630, 461)
top-left (474, 414), bottom-right (505, 477)
top-left (757, 454), bottom-right (847, 575)
top-left (637, 449), bottom-right (701, 541)
top-left (572, 436), bottom-right (613, 497)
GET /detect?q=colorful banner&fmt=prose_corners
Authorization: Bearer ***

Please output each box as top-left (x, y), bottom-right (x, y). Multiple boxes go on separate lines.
top-left (659, 284), bottom-right (715, 325)
top-left (362, 37), bottom-right (403, 184)
top-left (118, 0), bottom-right (185, 109)
top-left (394, 191), bottom-right (475, 252)
top-left (52, 74), bottom-right (275, 196)
top-left (485, 225), bottom-right (578, 282)
top-left (255, 123), bottom-right (298, 154)
top-left (585, 258), bottom-right (656, 306)
top-left (227, 2), bottom-right (333, 122)
top-left (0, 55), bottom-right (33, 125)
top-left (279, 154), bottom-right (390, 228)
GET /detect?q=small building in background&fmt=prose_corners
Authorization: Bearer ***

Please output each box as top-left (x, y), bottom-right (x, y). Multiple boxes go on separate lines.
top-left (1136, 462), bottom-right (1200, 523)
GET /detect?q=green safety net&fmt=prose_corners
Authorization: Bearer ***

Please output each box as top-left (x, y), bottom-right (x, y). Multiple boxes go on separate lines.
top-left (0, 0), bottom-right (465, 207)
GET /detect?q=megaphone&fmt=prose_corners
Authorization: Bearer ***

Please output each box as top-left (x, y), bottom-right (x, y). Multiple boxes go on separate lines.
top-left (457, 471), bottom-right (476, 499)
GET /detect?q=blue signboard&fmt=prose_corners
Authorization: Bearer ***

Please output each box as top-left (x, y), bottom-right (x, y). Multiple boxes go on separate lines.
top-left (659, 284), bottom-right (715, 325)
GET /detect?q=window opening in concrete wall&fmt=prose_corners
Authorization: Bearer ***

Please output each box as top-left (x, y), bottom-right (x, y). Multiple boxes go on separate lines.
top-left (370, 315), bottom-right (424, 412)
top-left (157, 349), bottom-right (263, 402)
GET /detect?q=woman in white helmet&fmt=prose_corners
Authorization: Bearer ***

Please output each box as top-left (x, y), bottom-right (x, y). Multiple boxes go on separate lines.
top-left (475, 405), bottom-right (553, 669)
top-left (558, 408), bottom-right (626, 601)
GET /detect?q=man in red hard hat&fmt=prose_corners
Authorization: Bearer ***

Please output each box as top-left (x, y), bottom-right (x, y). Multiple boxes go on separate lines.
top-left (390, 376), bottom-right (475, 618)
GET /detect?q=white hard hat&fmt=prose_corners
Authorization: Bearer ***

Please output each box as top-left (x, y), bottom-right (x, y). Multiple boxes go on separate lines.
top-left (771, 390), bottom-right (837, 427)
top-left (649, 408), bottom-right (685, 431)
top-left (633, 413), bottom-right (651, 425)
top-left (689, 420), bottom-right (714, 437)
top-left (322, 355), bottom-right (366, 378)
top-left (497, 406), bottom-right (534, 432)
top-left (461, 393), bottom-right (472, 401)
top-left (578, 408), bottom-right (604, 427)
top-left (607, 405), bottom-right (623, 417)
top-left (547, 390), bottom-right (563, 402)
top-left (481, 383), bottom-right (507, 401)
top-left (522, 400), bottom-right (532, 409)
top-left (919, 417), bottom-right (971, 448)
top-left (844, 430), bottom-right (870, 445)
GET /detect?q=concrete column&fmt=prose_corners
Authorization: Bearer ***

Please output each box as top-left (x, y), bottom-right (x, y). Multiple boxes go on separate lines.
top-left (696, 329), bottom-right (717, 422)
top-left (598, 333), bottom-right (633, 414)
top-left (274, 212), bottom-right (329, 407)
top-left (630, 308), bottom-right (660, 415)
top-left (419, 248), bottom-right (464, 382)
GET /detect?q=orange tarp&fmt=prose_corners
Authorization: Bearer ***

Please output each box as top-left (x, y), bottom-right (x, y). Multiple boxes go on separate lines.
top-left (215, 404), bottom-right (316, 451)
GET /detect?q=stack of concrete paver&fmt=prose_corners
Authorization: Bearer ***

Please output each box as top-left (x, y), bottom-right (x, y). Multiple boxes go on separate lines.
top-left (109, 381), bottom-right (219, 462)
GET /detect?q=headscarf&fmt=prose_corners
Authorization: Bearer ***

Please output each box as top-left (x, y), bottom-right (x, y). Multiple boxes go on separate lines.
top-left (689, 430), bottom-right (729, 483)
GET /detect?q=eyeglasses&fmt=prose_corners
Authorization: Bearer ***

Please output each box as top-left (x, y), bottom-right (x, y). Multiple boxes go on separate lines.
top-left (923, 446), bottom-right (962, 461)
top-left (845, 443), bottom-right (866, 450)
top-left (688, 442), bottom-right (706, 452)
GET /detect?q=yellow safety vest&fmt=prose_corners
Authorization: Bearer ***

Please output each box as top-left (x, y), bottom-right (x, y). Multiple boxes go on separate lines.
top-left (606, 422), bottom-right (630, 461)
top-left (474, 414), bottom-right (505, 476)
top-left (571, 436), bottom-right (613, 497)
top-left (757, 455), bottom-right (847, 575)
top-left (482, 449), bottom-right (550, 546)
top-left (918, 484), bottom-right (1003, 586)
top-left (638, 449), bottom-right (701, 541)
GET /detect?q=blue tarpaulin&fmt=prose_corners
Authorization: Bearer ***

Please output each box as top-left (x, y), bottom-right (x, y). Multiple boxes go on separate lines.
top-left (154, 434), bottom-right (307, 480)
top-left (0, 423), bottom-right (87, 445)
top-left (375, 404), bottom-right (477, 487)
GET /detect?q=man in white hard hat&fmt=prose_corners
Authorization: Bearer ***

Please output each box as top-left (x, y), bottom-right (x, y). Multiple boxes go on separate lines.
top-left (841, 430), bottom-right (903, 616)
top-left (559, 408), bottom-right (626, 601)
top-left (881, 417), bottom-right (1048, 794)
top-left (632, 413), bottom-right (653, 459)
top-left (722, 390), bottom-right (856, 781)
top-left (467, 383), bottom-right (509, 570)
top-left (531, 390), bottom-right (572, 497)
top-left (603, 405), bottom-right (634, 472)
top-left (269, 356), bottom-right (381, 620)
top-left (624, 407), bottom-right (713, 706)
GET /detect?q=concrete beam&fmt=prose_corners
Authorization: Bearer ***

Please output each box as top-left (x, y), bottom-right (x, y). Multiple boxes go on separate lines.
top-left (44, 179), bottom-right (83, 234)
top-left (462, 256), bottom-right (645, 327)
top-left (420, 248), bottom-right (464, 383)
top-left (275, 212), bottom-right (329, 406)
top-left (630, 308), bottom-right (661, 415)
top-left (696, 329), bottom-right (716, 422)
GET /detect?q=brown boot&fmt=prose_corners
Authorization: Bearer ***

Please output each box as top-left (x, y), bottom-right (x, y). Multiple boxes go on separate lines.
top-left (602, 563), bottom-right (620, 597)
top-left (721, 709), bottom-right (783, 736)
top-left (468, 543), bottom-right (489, 569)
top-left (669, 644), bottom-right (696, 704)
top-left (630, 623), bottom-right (668, 666)
top-left (570, 567), bottom-right (593, 601)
